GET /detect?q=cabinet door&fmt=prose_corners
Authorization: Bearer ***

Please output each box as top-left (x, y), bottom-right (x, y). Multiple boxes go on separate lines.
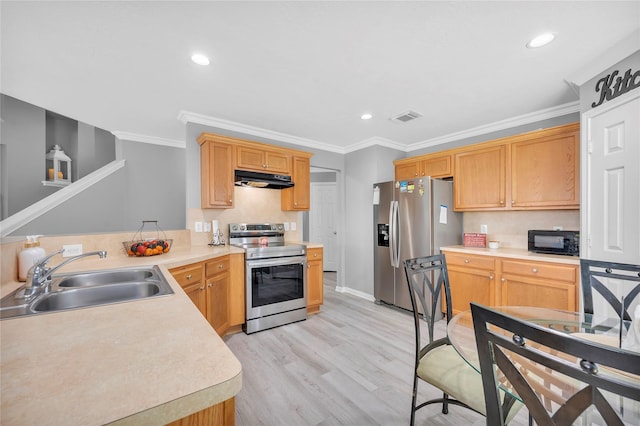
top-left (395, 160), bottom-right (420, 180)
top-left (264, 150), bottom-right (291, 174)
top-left (454, 144), bottom-right (507, 210)
top-left (200, 141), bottom-right (234, 208)
top-left (235, 145), bottom-right (266, 171)
top-left (306, 248), bottom-right (324, 313)
top-left (182, 281), bottom-right (207, 318)
top-left (206, 272), bottom-right (230, 336)
top-left (510, 129), bottom-right (579, 209)
top-left (500, 259), bottom-right (578, 311)
top-left (446, 268), bottom-right (495, 316)
top-left (228, 253), bottom-right (245, 327)
top-left (282, 156), bottom-right (310, 210)
top-left (423, 154), bottom-right (453, 178)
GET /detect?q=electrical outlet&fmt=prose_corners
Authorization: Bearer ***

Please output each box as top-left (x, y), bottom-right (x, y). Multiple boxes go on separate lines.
top-left (290, 221), bottom-right (297, 231)
top-left (62, 244), bottom-right (83, 257)
top-left (284, 222), bottom-right (290, 231)
top-left (203, 222), bottom-right (212, 232)
top-left (480, 224), bottom-right (488, 234)
top-left (195, 221), bottom-right (203, 233)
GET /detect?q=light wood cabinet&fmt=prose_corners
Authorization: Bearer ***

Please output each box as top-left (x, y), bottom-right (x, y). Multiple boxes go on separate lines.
top-left (394, 153), bottom-right (453, 180)
top-left (236, 144), bottom-right (291, 174)
top-left (306, 247), bottom-right (324, 314)
top-left (454, 144), bottom-right (507, 210)
top-left (282, 155), bottom-right (311, 210)
top-left (197, 132), bottom-right (313, 210)
top-left (170, 255), bottom-right (244, 337)
top-left (198, 139), bottom-right (235, 208)
top-left (500, 258), bottom-right (578, 311)
top-left (167, 397), bottom-right (235, 426)
top-left (442, 249), bottom-right (579, 314)
top-left (453, 122), bottom-right (580, 211)
top-left (444, 252), bottom-right (497, 316)
top-left (205, 257), bottom-right (230, 336)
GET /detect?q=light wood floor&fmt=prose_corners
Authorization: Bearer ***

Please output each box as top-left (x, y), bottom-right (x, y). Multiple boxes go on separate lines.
top-left (225, 273), bottom-right (529, 425)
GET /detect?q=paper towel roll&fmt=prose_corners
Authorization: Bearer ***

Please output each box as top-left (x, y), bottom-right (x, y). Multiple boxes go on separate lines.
top-left (212, 220), bottom-right (220, 233)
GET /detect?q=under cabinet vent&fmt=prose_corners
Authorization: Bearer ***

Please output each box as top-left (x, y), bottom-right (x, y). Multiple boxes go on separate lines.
top-left (390, 110), bottom-right (423, 123)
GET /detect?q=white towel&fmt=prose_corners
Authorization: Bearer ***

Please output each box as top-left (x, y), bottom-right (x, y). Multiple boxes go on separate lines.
top-left (621, 305), bottom-right (640, 352)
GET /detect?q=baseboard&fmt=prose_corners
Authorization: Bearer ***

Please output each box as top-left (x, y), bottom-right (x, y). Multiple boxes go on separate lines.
top-left (334, 286), bottom-right (376, 302)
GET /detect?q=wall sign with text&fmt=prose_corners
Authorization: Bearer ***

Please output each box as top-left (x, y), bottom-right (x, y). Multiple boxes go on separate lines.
top-left (592, 67), bottom-right (640, 108)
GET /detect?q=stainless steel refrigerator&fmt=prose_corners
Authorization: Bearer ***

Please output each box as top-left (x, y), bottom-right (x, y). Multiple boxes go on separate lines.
top-left (373, 178), bottom-right (462, 311)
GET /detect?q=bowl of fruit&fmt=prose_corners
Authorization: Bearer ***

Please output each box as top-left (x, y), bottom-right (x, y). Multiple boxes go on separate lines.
top-left (123, 221), bottom-right (172, 257)
top-left (124, 239), bottom-right (172, 257)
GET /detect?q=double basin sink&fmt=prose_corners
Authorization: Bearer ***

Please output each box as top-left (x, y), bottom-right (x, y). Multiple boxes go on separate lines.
top-left (0, 266), bottom-right (174, 320)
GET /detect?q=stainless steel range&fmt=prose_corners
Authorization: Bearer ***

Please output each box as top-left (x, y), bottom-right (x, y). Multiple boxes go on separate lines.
top-left (229, 223), bottom-right (307, 334)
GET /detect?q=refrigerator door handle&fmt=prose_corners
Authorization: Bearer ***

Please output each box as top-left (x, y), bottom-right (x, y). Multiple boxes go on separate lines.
top-left (389, 200), bottom-right (400, 268)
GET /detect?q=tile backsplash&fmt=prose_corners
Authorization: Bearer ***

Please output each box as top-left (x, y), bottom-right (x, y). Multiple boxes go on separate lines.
top-left (189, 186), bottom-right (302, 246)
top-left (463, 210), bottom-right (580, 249)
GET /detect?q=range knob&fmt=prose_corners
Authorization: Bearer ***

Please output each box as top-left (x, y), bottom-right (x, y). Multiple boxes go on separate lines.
top-left (277, 224), bottom-right (284, 231)
top-left (240, 225), bottom-right (246, 231)
top-left (230, 224), bottom-right (239, 232)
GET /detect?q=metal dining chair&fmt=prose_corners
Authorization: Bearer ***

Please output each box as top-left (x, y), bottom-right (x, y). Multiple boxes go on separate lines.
top-left (471, 302), bottom-right (640, 425)
top-left (580, 259), bottom-right (640, 332)
top-left (403, 255), bottom-right (521, 425)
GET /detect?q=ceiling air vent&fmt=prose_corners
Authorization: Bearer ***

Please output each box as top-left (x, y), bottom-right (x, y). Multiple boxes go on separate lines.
top-left (390, 110), bottom-right (422, 123)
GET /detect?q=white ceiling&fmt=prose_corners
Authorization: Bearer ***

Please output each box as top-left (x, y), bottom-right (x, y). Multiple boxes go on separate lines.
top-left (2, 1), bottom-right (639, 154)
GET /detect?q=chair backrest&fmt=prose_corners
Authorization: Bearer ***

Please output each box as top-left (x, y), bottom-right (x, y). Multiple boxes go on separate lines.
top-left (580, 259), bottom-right (640, 329)
top-left (471, 302), bottom-right (640, 426)
top-left (403, 254), bottom-right (452, 346)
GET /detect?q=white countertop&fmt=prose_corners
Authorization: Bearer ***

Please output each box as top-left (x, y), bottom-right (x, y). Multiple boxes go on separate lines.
top-left (440, 245), bottom-right (580, 265)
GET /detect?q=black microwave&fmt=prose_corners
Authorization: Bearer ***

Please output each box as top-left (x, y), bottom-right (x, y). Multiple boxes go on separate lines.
top-left (528, 230), bottom-right (580, 256)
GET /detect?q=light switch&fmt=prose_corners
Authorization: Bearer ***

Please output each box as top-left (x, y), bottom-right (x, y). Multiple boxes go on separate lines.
top-left (203, 222), bottom-right (212, 232)
top-left (290, 222), bottom-right (297, 231)
top-left (284, 222), bottom-right (290, 231)
top-left (195, 221), bottom-right (203, 233)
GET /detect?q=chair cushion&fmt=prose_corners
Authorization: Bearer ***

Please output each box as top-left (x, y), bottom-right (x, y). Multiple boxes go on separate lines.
top-left (418, 343), bottom-right (522, 422)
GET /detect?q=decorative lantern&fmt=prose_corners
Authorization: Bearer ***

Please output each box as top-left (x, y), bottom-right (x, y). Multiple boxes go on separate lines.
top-left (44, 144), bottom-right (72, 187)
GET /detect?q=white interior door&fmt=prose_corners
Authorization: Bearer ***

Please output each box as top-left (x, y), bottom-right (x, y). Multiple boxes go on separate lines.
top-left (310, 182), bottom-right (338, 271)
top-left (583, 90), bottom-right (640, 263)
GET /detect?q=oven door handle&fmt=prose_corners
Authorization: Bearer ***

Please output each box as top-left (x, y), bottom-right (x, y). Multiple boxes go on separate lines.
top-left (246, 256), bottom-right (307, 268)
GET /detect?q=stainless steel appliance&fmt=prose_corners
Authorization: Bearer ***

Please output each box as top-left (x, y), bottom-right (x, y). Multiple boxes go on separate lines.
top-left (528, 230), bottom-right (580, 256)
top-left (374, 178), bottom-right (462, 311)
top-left (229, 223), bottom-right (307, 334)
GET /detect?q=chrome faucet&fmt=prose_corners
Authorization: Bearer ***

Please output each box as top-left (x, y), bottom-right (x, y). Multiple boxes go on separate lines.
top-left (19, 249), bottom-right (107, 299)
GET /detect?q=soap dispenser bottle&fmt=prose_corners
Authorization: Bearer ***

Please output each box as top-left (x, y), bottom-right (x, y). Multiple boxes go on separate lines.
top-left (18, 235), bottom-right (46, 281)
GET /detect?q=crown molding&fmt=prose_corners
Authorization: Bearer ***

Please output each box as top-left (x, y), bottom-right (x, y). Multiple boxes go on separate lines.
top-left (343, 136), bottom-right (406, 154)
top-left (177, 110), bottom-right (345, 154)
top-left (112, 131), bottom-right (185, 149)
top-left (0, 160), bottom-right (126, 238)
top-left (404, 101), bottom-right (580, 152)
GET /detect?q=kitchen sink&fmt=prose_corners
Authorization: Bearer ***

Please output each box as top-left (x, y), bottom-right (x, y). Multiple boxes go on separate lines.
top-left (55, 269), bottom-right (155, 288)
top-left (0, 266), bottom-right (174, 319)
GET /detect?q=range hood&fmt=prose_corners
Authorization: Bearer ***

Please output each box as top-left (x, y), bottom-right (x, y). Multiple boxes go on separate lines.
top-left (234, 170), bottom-right (294, 190)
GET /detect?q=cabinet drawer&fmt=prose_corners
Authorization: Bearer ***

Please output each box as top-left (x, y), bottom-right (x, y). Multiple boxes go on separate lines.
top-left (445, 252), bottom-right (495, 270)
top-left (205, 257), bottom-right (230, 278)
top-left (501, 259), bottom-right (577, 283)
top-left (170, 264), bottom-right (203, 287)
top-left (307, 247), bottom-right (323, 261)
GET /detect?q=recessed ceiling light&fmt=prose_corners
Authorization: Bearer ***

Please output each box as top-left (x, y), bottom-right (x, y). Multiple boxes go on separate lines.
top-left (361, 113), bottom-right (373, 120)
top-left (526, 32), bottom-right (556, 48)
top-left (191, 53), bottom-right (210, 66)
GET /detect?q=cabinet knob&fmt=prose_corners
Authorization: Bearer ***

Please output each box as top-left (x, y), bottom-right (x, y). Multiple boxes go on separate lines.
top-left (511, 200), bottom-right (516, 205)
top-left (199, 286), bottom-right (205, 291)
top-left (218, 264), bottom-right (224, 269)
top-left (186, 274), bottom-right (192, 279)
top-left (489, 274), bottom-right (494, 280)
top-left (229, 199), bottom-right (233, 203)
top-left (501, 278), bottom-right (505, 282)
top-left (532, 268), bottom-right (538, 273)
top-left (208, 283), bottom-right (213, 287)
top-left (500, 200), bottom-right (504, 204)
top-left (464, 259), bottom-right (470, 264)
top-left (307, 264), bottom-right (311, 269)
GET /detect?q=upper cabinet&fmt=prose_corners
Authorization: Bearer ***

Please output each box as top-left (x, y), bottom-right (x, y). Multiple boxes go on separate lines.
top-left (394, 153), bottom-right (453, 180)
top-left (235, 144), bottom-right (291, 174)
top-left (281, 155), bottom-right (311, 211)
top-left (453, 122), bottom-right (579, 211)
top-left (197, 132), bottom-right (313, 210)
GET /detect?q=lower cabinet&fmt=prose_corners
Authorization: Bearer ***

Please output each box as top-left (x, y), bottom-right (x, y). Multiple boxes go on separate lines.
top-left (500, 258), bottom-right (578, 311)
top-left (442, 249), bottom-right (579, 314)
top-left (167, 397), bottom-right (235, 426)
top-left (306, 247), bottom-right (324, 314)
top-left (444, 252), bottom-right (497, 316)
top-left (170, 254), bottom-right (245, 336)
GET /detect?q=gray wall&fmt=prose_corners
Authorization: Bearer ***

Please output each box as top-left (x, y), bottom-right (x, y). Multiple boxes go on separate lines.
top-left (345, 145), bottom-right (404, 295)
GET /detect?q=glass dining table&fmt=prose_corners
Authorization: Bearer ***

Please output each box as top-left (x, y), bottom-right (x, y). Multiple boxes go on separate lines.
top-left (447, 306), bottom-right (639, 425)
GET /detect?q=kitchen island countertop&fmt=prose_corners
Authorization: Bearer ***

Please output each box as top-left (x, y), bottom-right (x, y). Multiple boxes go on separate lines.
top-left (1, 244), bottom-right (245, 425)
